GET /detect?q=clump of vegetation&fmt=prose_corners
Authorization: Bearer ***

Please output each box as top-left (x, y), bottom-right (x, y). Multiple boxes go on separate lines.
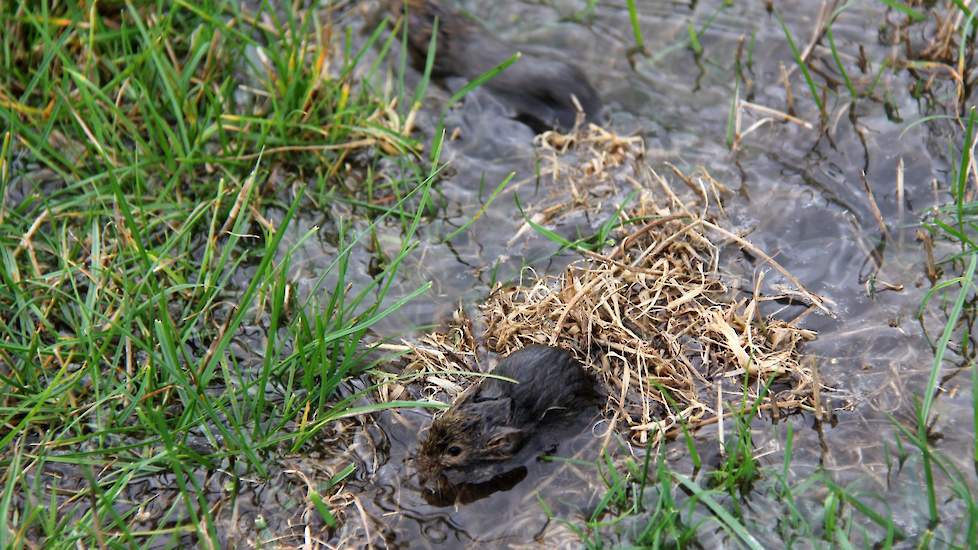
top-left (0, 1), bottom-right (440, 546)
top-left (390, 126), bottom-right (821, 494)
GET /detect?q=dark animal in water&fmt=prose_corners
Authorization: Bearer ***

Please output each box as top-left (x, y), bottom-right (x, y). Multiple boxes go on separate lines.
top-left (416, 345), bottom-right (597, 485)
top-left (388, 0), bottom-right (602, 133)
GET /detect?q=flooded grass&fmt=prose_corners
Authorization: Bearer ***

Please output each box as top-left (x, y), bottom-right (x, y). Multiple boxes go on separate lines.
top-left (3, 0), bottom-right (978, 548)
top-left (0, 1), bottom-right (442, 546)
top-left (559, 2), bottom-right (978, 545)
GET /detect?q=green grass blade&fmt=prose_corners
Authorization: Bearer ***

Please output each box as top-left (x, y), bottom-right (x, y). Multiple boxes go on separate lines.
top-left (674, 474), bottom-right (763, 550)
top-left (777, 11), bottom-right (824, 117)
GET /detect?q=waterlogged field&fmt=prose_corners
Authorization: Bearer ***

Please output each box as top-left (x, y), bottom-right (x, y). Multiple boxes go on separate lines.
top-left (1, 0), bottom-right (977, 548)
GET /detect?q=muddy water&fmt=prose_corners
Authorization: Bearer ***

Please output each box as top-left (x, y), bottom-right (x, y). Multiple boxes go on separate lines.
top-left (277, 0), bottom-right (976, 547)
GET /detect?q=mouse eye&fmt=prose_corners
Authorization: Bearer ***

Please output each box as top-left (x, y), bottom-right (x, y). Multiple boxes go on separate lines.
top-left (447, 445), bottom-right (462, 457)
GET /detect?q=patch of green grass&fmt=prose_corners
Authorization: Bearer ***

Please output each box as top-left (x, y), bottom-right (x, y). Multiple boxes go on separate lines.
top-left (553, 396), bottom-right (769, 549)
top-left (914, 104), bottom-right (978, 546)
top-left (551, 411), bottom-right (935, 548)
top-left (0, 1), bottom-right (443, 547)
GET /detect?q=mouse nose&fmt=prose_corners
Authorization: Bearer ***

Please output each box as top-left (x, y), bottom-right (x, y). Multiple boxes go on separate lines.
top-left (418, 469), bottom-right (453, 494)
top-left (419, 475), bottom-right (439, 494)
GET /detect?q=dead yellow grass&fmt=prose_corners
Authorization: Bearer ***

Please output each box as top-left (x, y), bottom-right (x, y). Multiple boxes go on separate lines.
top-left (388, 123), bottom-right (826, 446)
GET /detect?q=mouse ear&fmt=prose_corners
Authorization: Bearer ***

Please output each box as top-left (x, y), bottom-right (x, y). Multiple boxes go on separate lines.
top-left (485, 427), bottom-right (525, 459)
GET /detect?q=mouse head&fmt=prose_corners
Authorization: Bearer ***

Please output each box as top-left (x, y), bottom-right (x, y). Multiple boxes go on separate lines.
top-left (416, 400), bottom-right (526, 478)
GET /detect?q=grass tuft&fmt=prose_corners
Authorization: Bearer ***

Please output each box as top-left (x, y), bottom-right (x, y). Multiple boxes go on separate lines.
top-left (0, 1), bottom-right (442, 545)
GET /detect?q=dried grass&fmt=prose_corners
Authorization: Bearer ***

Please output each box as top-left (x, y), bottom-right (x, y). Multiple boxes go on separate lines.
top-left (390, 123), bottom-right (825, 446)
top-left (882, 0), bottom-right (976, 108)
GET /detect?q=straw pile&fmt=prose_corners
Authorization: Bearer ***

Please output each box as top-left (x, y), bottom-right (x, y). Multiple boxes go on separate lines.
top-left (389, 123), bottom-right (823, 445)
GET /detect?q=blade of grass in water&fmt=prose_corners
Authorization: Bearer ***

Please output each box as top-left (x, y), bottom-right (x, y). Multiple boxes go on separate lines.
top-left (650, 4), bottom-right (728, 65)
top-left (956, 3), bottom-right (978, 77)
top-left (951, 0), bottom-right (975, 16)
top-left (954, 108), bottom-right (977, 226)
top-left (878, 0), bottom-right (927, 22)
top-left (444, 171), bottom-right (515, 242)
top-left (821, 477), bottom-right (906, 540)
top-left (899, 114), bottom-right (957, 139)
top-left (777, 11), bottom-right (824, 117)
top-left (0, 436), bottom-right (24, 549)
top-left (973, 359), bottom-right (978, 469)
top-left (626, 0), bottom-right (646, 53)
top-left (446, 52), bottom-right (521, 109)
top-left (919, 252), bottom-right (977, 524)
top-left (687, 21), bottom-right (703, 55)
top-left (726, 78), bottom-right (739, 149)
top-left (673, 474), bottom-right (763, 550)
top-left (411, 16), bottom-right (438, 110)
top-left (826, 27), bottom-right (857, 98)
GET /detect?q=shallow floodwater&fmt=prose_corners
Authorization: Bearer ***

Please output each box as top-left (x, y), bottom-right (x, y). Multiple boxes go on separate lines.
top-left (278, 0), bottom-right (976, 547)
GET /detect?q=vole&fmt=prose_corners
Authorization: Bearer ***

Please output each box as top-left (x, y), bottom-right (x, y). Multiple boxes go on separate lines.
top-left (387, 0), bottom-right (602, 133)
top-left (416, 345), bottom-right (598, 486)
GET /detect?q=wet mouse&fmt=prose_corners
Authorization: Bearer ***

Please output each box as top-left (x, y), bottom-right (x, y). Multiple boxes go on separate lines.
top-left (387, 0), bottom-right (602, 133)
top-left (416, 345), bottom-right (598, 486)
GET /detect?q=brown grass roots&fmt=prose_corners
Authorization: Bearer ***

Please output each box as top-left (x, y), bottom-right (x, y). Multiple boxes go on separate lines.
top-left (381, 123), bottom-right (829, 448)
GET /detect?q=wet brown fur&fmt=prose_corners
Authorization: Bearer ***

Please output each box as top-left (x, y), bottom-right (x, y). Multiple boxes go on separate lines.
top-left (417, 345), bottom-right (597, 483)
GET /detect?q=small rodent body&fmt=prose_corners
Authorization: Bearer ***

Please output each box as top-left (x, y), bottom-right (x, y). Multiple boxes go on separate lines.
top-left (417, 345), bottom-right (597, 485)
top-left (389, 0), bottom-right (602, 133)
